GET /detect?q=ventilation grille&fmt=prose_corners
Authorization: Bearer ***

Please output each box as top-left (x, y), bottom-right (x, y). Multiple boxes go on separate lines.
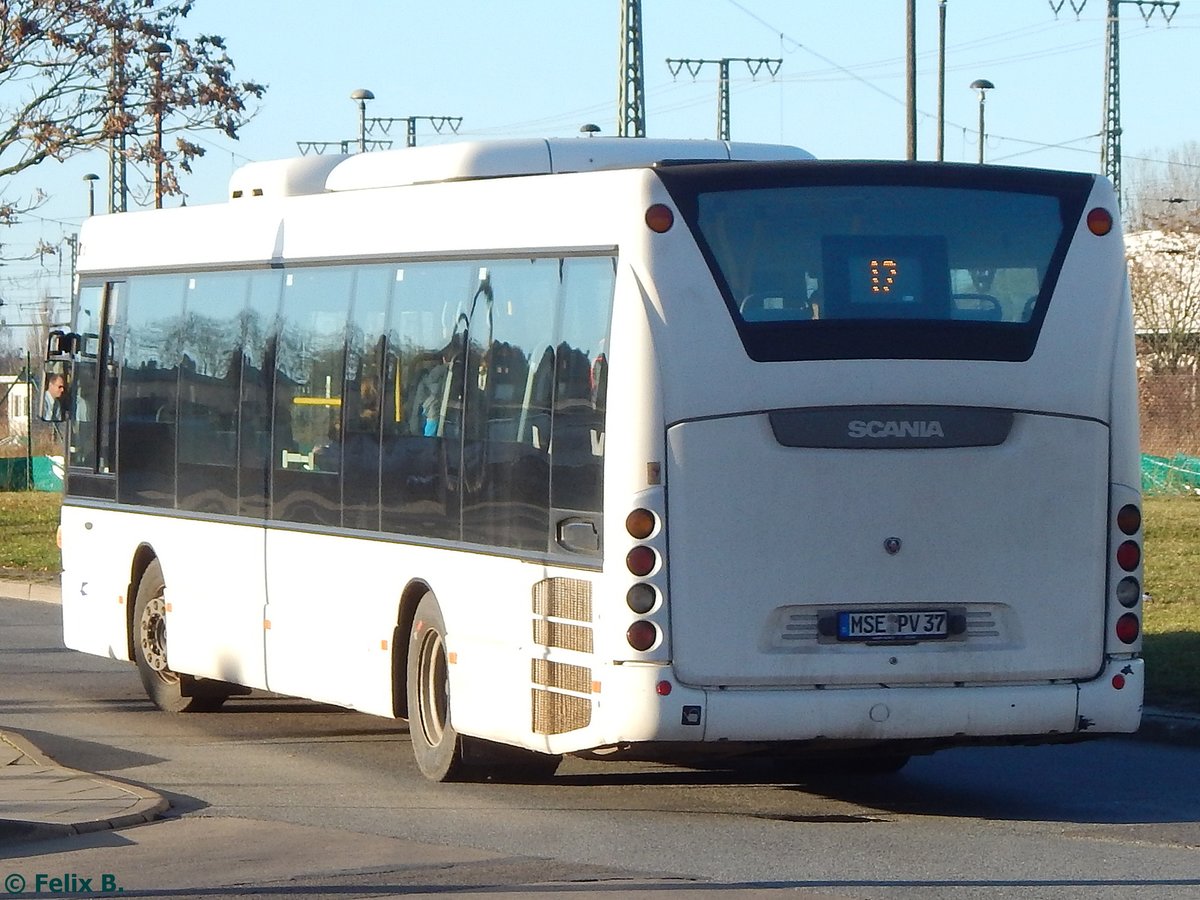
top-left (533, 620), bottom-right (593, 654)
top-left (532, 689), bottom-right (592, 735)
top-left (530, 578), bottom-right (595, 734)
top-left (532, 659), bottom-right (592, 694)
top-left (532, 577), bottom-right (593, 621)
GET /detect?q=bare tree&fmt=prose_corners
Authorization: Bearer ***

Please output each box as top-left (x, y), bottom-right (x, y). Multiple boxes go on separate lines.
top-left (1127, 230), bottom-right (1200, 374)
top-left (0, 0), bottom-right (265, 222)
top-left (1123, 144), bottom-right (1200, 454)
top-left (1124, 141), bottom-right (1200, 232)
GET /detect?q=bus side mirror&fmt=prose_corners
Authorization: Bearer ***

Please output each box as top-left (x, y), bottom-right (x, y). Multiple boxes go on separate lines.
top-left (46, 329), bottom-right (81, 360)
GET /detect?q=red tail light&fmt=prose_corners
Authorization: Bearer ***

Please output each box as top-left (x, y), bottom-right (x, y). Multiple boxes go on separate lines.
top-left (626, 546), bottom-right (656, 577)
top-left (627, 620), bottom-right (658, 651)
top-left (1116, 504), bottom-right (1141, 535)
top-left (1115, 613), bottom-right (1140, 644)
top-left (1116, 540), bottom-right (1140, 572)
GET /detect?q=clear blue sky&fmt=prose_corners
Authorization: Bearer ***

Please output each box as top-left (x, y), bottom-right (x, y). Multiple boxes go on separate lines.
top-left (3, 0), bottom-right (1197, 326)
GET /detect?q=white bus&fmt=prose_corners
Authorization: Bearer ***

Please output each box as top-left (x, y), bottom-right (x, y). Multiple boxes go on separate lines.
top-left (53, 138), bottom-right (1144, 782)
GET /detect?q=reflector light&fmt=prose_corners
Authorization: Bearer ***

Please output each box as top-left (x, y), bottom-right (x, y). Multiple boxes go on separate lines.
top-left (1086, 207), bottom-right (1113, 236)
top-left (626, 583), bottom-right (656, 614)
top-left (1116, 576), bottom-right (1141, 608)
top-left (1116, 504), bottom-right (1141, 535)
top-left (626, 545), bottom-right (657, 577)
top-left (656, 680), bottom-right (672, 696)
top-left (1115, 613), bottom-right (1140, 644)
top-left (1116, 540), bottom-right (1141, 571)
top-left (1111, 673), bottom-right (1126, 690)
top-left (627, 620), bottom-right (658, 651)
top-left (645, 204), bottom-right (674, 233)
top-left (626, 508), bottom-right (656, 539)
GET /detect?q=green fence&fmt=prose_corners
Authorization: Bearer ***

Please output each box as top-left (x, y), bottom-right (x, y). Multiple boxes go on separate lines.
top-left (1142, 453), bottom-right (1200, 496)
top-left (5, 453), bottom-right (1197, 497)
top-left (0, 456), bottom-right (64, 492)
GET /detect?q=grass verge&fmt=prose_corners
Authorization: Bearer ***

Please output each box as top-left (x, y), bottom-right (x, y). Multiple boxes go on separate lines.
top-left (0, 490), bottom-right (61, 583)
top-left (1143, 496), bottom-right (1200, 712)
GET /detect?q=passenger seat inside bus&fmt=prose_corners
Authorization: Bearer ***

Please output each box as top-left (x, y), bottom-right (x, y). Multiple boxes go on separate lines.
top-left (738, 291), bottom-right (814, 322)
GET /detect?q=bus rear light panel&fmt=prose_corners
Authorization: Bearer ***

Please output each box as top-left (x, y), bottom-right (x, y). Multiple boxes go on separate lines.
top-left (623, 506), bottom-right (669, 657)
top-left (1107, 495), bottom-right (1143, 653)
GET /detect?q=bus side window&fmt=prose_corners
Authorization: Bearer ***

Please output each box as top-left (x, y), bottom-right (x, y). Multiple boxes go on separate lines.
top-left (271, 267), bottom-right (353, 526)
top-left (551, 257), bottom-right (615, 521)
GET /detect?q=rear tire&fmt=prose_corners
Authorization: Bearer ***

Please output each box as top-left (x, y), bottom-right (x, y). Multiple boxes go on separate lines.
top-left (406, 592), bottom-right (468, 781)
top-left (405, 592), bottom-right (561, 782)
top-left (132, 559), bottom-right (227, 713)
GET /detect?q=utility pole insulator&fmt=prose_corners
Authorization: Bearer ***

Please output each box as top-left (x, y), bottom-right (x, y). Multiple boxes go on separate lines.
top-left (665, 57), bottom-right (783, 142)
top-left (1057, 0), bottom-right (1180, 206)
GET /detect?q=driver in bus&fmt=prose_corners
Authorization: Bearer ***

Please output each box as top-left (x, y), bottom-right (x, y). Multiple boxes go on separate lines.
top-left (42, 373), bottom-right (67, 421)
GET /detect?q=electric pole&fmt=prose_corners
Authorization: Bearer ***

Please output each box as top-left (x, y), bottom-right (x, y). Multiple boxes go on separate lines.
top-left (618, 0), bottom-right (646, 137)
top-left (367, 116), bottom-right (464, 149)
top-left (906, 0), bottom-right (917, 160)
top-left (1051, 0), bottom-right (1179, 203)
top-left (108, 29), bottom-right (128, 213)
top-left (298, 91), bottom-right (462, 156)
top-left (937, 0), bottom-right (947, 161)
top-left (665, 57), bottom-right (782, 141)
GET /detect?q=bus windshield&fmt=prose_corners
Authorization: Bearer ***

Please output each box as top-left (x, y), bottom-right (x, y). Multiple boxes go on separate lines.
top-left (660, 162), bottom-right (1093, 362)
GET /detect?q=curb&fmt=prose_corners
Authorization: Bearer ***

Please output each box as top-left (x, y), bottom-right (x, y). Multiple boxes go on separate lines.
top-left (0, 578), bottom-right (60, 604)
top-left (0, 731), bottom-right (168, 842)
top-left (1136, 707), bottom-right (1200, 747)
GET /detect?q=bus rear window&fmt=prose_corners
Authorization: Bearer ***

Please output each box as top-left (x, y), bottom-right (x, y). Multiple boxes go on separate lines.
top-left (659, 163), bottom-right (1094, 361)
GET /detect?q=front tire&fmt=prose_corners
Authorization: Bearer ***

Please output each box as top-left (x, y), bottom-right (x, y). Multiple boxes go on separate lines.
top-left (132, 559), bottom-right (226, 713)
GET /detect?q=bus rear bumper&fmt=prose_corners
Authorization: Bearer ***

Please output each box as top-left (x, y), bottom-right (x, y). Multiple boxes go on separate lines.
top-left (554, 659), bottom-right (1144, 755)
top-left (702, 682), bottom-right (1083, 743)
top-left (1076, 656), bottom-right (1144, 735)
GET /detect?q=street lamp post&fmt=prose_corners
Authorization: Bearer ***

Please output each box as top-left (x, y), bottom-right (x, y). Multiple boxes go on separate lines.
top-left (83, 174), bottom-right (99, 217)
top-left (147, 42), bottom-right (171, 208)
top-left (351, 89), bottom-right (375, 154)
top-left (970, 78), bottom-right (994, 164)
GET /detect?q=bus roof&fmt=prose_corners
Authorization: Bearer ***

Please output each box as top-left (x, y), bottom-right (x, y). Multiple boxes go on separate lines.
top-left (228, 137), bottom-right (815, 200)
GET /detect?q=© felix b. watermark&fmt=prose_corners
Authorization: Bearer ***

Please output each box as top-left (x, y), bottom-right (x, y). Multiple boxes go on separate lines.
top-left (5, 873), bottom-right (124, 894)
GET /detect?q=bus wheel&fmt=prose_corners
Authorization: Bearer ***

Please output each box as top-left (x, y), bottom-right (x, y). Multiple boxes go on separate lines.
top-left (132, 559), bottom-right (226, 713)
top-left (406, 592), bottom-right (468, 781)
top-left (405, 592), bottom-right (562, 782)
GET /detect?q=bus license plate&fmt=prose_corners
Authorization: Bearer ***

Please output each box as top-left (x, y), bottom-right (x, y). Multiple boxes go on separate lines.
top-left (837, 610), bottom-right (949, 641)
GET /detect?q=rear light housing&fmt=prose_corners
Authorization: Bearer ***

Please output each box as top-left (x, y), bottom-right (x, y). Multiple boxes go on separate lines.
top-left (1107, 490), bottom-right (1142, 654)
top-left (624, 501), bottom-right (668, 660)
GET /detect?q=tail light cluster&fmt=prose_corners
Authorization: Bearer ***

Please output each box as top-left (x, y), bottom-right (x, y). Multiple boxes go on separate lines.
top-left (624, 507), bottom-right (662, 652)
top-left (1112, 501), bottom-right (1142, 647)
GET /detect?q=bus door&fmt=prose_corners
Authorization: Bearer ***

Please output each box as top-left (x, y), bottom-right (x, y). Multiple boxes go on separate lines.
top-left (59, 281), bottom-right (127, 659)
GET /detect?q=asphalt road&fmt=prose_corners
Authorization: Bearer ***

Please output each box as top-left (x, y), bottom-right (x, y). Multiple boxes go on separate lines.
top-left (2, 594), bottom-right (1199, 899)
